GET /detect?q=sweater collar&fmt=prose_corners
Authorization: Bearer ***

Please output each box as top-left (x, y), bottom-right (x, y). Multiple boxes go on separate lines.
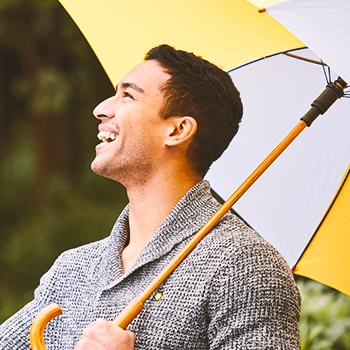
top-left (103, 180), bottom-right (220, 287)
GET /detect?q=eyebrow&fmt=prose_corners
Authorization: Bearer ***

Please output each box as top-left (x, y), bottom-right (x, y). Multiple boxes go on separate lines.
top-left (116, 82), bottom-right (145, 94)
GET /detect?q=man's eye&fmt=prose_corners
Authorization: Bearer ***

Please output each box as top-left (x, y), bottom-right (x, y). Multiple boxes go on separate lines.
top-left (123, 91), bottom-right (134, 99)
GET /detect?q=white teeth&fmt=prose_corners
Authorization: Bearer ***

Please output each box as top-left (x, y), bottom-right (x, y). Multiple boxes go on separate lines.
top-left (97, 130), bottom-right (117, 143)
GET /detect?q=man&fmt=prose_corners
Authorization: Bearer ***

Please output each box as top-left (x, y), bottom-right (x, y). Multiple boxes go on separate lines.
top-left (0, 45), bottom-right (301, 349)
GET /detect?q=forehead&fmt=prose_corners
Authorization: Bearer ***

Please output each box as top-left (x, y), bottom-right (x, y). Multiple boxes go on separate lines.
top-left (120, 60), bottom-right (170, 95)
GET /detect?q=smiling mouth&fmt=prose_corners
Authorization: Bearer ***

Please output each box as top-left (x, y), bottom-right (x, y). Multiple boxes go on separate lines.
top-left (97, 130), bottom-right (117, 143)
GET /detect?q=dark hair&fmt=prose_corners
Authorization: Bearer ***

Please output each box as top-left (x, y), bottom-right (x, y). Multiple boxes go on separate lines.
top-left (145, 44), bottom-right (243, 177)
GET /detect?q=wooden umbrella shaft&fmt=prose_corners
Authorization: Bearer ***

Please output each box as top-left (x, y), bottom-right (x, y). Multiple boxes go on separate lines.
top-left (114, 119), bottom-right (308, 327)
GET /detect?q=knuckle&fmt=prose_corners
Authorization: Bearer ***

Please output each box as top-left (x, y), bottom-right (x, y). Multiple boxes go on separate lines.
top-left (75, 337), bottom-right (89, 350)
top-left (126, 330), bottom-right (136, 341)
top-left (95, 318), bottom-right (105, 324)
top-left (82, 327), bottom-right (92, 337)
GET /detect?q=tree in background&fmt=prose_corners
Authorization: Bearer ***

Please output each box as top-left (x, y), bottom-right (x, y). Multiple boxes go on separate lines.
top-left (0, 1), bottom-right (349, 348)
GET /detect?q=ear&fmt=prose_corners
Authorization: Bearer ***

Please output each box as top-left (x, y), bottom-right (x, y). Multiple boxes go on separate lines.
top-left (164, 116), bottom-right (197, 147)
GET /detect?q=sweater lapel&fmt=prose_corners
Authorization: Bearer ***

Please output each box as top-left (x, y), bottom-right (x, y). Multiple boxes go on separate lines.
top-left (102, 181), bottom-right (221, 288)
top-left (126, 181), bottom-right (220, 276)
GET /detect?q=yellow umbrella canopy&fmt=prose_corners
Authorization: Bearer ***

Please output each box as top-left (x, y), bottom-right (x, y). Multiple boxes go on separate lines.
top-left (57, 0), bottom-right (350, 296)
top-left (293, 167), bottom-right (350, 295)
top-left (58, 0), bottom-right (303, 86)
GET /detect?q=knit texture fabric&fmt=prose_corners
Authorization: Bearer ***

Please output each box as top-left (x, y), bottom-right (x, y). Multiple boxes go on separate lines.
top-left (0, 181), bottom-right (301, 349)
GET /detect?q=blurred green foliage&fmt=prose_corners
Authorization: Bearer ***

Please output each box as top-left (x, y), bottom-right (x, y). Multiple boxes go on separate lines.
top-left (0, 0), bottom-right (349, 347)
top-left (0, 0), bottom-right (127, 322)
top-left (297, 277), bottom-right (350, 350)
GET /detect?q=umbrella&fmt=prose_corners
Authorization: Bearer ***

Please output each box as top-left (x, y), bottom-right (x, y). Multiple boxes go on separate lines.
top-left (240, 0), bottom-right (350, 296)
top-left (30, 0), bottom-right (350, 348)
top-left (207, 47), bottom-right (350, 295)
top-left (208, 0), bottom-right (350, 296)
top-left (56, 0), bottom-right (350, 295)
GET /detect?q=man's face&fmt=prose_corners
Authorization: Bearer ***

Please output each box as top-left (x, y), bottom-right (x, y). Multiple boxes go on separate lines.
top-left (91, 60), bottom-right (171, 185)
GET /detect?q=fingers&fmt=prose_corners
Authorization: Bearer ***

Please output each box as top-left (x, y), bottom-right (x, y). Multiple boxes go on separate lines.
top-left (74, 319), bottom-right (135, 350)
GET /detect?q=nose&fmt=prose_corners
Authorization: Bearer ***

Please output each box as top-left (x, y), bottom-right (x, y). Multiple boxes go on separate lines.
top-left (93, 96), bottom-right (115, 120)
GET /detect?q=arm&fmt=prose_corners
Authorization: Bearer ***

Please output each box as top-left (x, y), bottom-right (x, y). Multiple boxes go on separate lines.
top-left (207, 237), bottom-right (301, 350)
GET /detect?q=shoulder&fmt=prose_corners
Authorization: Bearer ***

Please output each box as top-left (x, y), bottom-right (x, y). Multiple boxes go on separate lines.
top-left (38, 236), bottom-right (110, 289)
top-left (54, 236), bottom-right (110, 269)
top-left (202, 213), bottom-right (283, 262)
top-left (204, 212), bottom-right (300, 305)
top-left (197, 212), bottom-right (298, 292)
top-left (190, 187), bottom-right (287, 270)
top-left (203, 214), bottom-right (301, 348)
top-left (204, 217), bottom-right (301, 349)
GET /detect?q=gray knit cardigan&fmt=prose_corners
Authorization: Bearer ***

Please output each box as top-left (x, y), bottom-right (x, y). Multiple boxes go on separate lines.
top-left (0, 181), bottom-right (301, 349)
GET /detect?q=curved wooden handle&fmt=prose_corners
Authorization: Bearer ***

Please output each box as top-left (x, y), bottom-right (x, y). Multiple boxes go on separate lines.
top-left (29, 299), bottom-right (143, 349)
top-left (30, 303), bottom-right (62, 350)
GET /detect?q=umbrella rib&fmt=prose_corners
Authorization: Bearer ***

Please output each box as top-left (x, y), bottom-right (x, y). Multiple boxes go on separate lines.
top-left (283, 51), bottom-right (328, 67)
top-left (322, 62), bottom-right (333, 84)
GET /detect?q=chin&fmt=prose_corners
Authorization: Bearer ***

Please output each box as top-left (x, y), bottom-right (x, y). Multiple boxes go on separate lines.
top-left (90, 159), bottom-right (121, 183)
top-left (91, 158), bottom-right (108, 177)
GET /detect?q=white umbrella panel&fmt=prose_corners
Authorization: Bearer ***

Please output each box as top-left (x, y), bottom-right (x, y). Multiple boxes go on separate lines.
top-left (207, 48), bottom-right (350, 270)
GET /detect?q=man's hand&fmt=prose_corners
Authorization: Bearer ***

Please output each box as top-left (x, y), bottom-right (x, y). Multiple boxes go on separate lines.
top-left (74, 319), bottom-right (135, 350)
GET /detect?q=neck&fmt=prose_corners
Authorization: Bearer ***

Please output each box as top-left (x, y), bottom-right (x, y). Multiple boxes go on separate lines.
top-left (127, 173), bottom-right (201, 244)
top-left (120, 169), bottom-right (201, 273)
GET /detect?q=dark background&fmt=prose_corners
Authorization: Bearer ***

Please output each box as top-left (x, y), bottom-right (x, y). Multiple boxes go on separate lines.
top-left (0, 1), bottom-right (349, 348)
top-left (0, 0), bottom-right (128, 320)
